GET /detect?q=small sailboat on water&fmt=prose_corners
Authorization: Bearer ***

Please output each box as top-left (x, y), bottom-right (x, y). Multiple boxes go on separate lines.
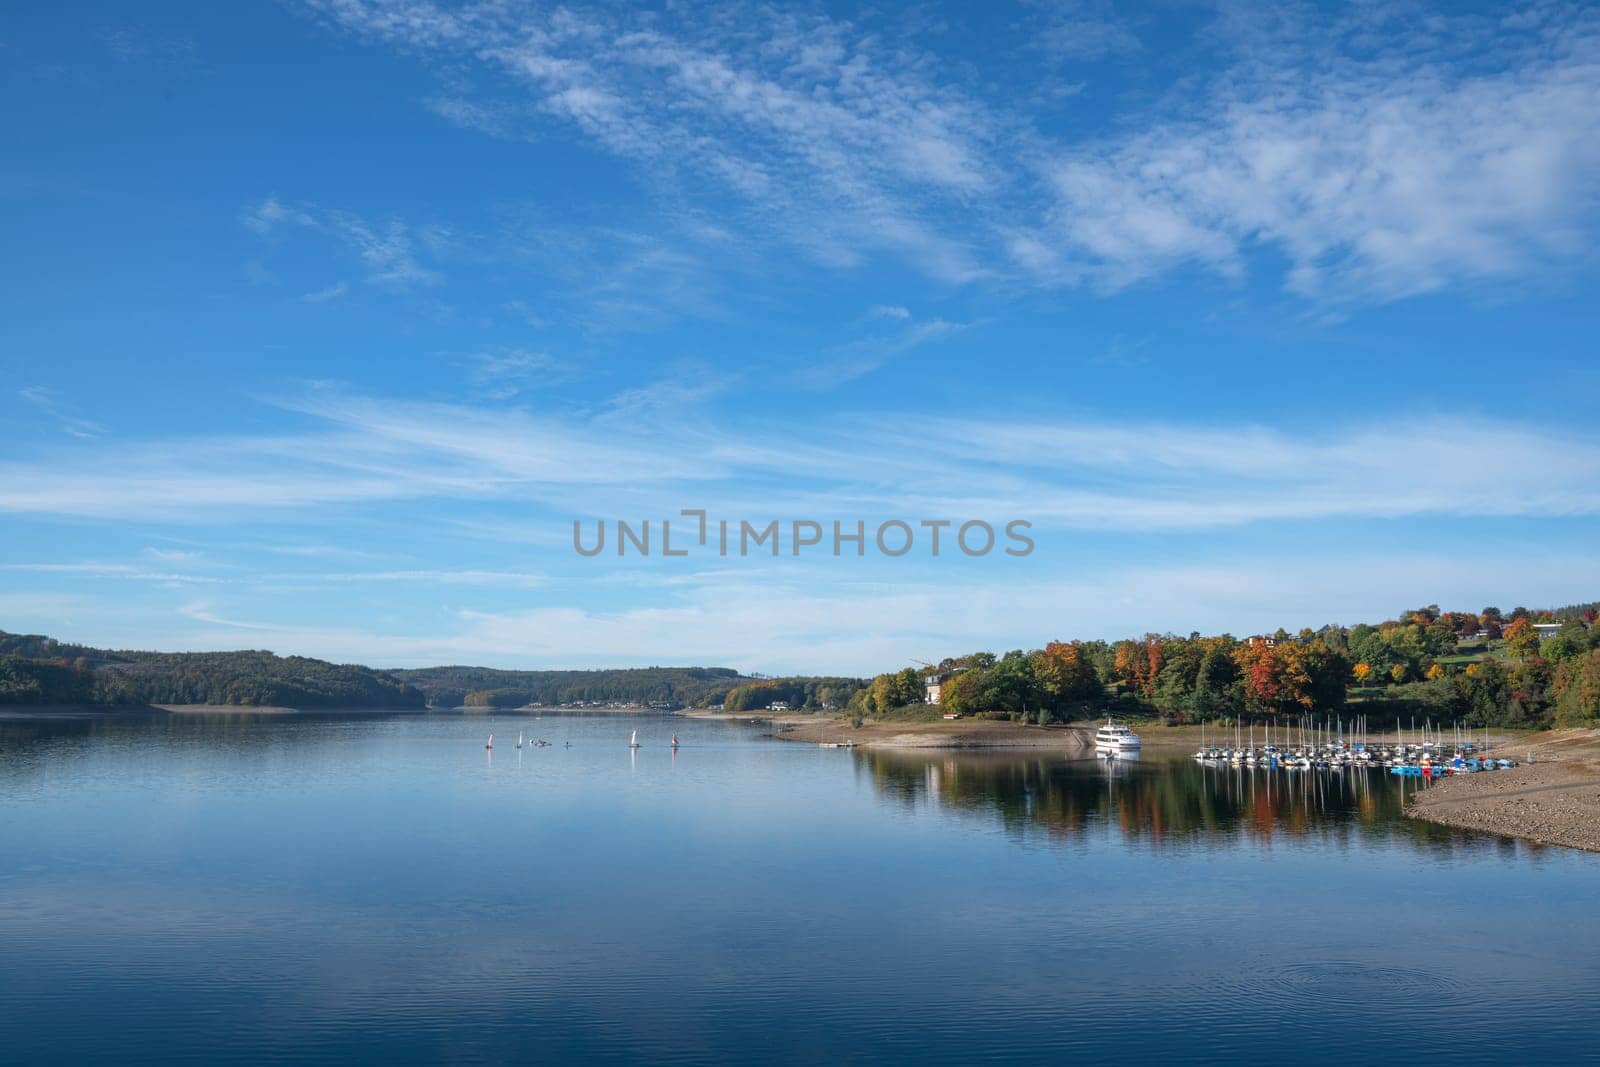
top-left (629, 730), bottom-right (641, 749)
top-left (516, 731), bottom-right (524, 749)
top-left (485, 733), bottom-right (493, 750)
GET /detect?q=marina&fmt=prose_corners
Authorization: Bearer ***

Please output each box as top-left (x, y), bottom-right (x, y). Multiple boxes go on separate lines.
top-left (1191, 717), bottom-right (1518, 777)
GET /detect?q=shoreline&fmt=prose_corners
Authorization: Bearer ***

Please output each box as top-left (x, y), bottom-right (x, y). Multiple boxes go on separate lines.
top-left (1404, 729), bottom-right (1600, 853)
top-left (684, 710), bottom-right (1096, 750)
top-left (0, 703), bottom-right (680, 718)
top-left (682, 711), bottom-right (1541, 754)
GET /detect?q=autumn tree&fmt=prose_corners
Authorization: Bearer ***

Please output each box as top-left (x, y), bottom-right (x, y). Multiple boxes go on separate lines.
top-left (1503, 617), bottom-right (1540, 660)
top-left (1551, 649), bottom-right (1600, 726)
top-left (1031, 640), bottom-right (1103, 715)
top-left (938, 669), bottom-right (982, 716)
top-left (1234, 643), bottom-right (1281, 713)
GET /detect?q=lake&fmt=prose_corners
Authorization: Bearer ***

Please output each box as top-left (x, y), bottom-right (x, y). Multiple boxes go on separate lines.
top-left (2, 711), bottom-right (1597, 1065)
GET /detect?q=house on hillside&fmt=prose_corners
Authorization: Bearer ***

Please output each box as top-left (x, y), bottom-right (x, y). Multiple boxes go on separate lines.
top-left (925, 666), bottom-right (970, 706)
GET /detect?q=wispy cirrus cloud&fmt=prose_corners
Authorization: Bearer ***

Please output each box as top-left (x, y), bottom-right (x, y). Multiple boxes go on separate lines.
top-left (467, 348), bottom-right (569, 399)
top-left (301, 0), bottom-right (998, 284)
top-left (286, 0), bottom-right (1600, 306)
top-left (598, 364), bottom-right (736, 423)
top-left (300, 280), bottom-right (349, 303)
top-left (18, 386), bottom-right (104, 439)
top-left (1, 388), bottom-right (1598, 532)
top-left (245, 195), bottom-right (442, 287)
top-left (1025, 0), bottom-right (1142, 62)
top-left (797, 313), bottom-right (968, 389)
top-left (0, 561), bottom-right (219, 584)
top-left (1024, 5), bottom-right (1600, 299)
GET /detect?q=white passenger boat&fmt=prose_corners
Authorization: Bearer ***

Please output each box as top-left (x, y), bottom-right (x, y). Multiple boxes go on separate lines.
top-left (1094, 719), bottom-right (1142, 753)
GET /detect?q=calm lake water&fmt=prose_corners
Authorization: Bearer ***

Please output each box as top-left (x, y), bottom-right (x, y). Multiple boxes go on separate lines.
top-left (2, 711), bottom-right (1598, 1065)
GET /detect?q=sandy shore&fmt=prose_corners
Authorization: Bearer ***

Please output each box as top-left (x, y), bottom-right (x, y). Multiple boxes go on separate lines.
top-left (1405, 729), bottom-right (1600, 853)
top-left (684, 710), bottom-right (1096, 750)
top-left (156, 703), bottom-right (298, 714)
top-left (684, 712), bottom-right (1540, 754)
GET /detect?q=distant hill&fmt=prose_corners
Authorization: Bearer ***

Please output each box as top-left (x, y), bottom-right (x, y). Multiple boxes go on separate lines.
top-left (0, 631), bottom-right (424, 709)
top-left (389, 665), bottom-right (751, 708)
top-left (388, 666), bottom-right (869, 710)
top-left (0, 631), bottom-right (866, 712)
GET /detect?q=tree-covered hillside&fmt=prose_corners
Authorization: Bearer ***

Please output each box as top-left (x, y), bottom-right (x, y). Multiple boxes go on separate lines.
top-left (0, 632), bottom-right (424, 708)
top-left (855, 602), bottom-right (1600, 729)
top-left (389, 665), bottom-right (751, 708)
top-left (0, 632), bottom-right (866, 712)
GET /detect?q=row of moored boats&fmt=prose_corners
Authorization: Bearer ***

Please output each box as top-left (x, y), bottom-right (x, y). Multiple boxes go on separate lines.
top-left (1192, 719), bottom-right (1517, 775)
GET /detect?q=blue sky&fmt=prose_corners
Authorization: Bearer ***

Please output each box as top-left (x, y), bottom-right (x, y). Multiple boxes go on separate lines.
top-left (3, 0), bottom-right (1598, 675)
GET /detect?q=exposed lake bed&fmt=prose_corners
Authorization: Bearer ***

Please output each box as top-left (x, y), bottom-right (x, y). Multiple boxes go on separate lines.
top-left (1407, 753), bottom-right (1600, 852)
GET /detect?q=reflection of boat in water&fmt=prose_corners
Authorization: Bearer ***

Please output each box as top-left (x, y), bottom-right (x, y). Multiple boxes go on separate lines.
top-left (852, 747), bottom-right (1427, 848)
top-left (1098, 748), bottom-right (1140, 762)
top-left (1094, 718), bottom-right (1141, 753)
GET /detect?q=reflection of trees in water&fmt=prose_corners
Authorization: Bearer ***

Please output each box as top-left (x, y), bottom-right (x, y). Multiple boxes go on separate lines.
top-left (0, 711), bottom-right (418, 788)
top-left (854, 751), bottom-right (1518, 854)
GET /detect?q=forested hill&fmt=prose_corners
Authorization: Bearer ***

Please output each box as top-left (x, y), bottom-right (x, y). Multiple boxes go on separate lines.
top-left (389, 665), bottom-right (751, 708)
top-left (388, 666), bottom-right (869, 710)
top-left (0, 631), bottom-right (859, 711)
top-left (0, 631), bottom-right (424, 708)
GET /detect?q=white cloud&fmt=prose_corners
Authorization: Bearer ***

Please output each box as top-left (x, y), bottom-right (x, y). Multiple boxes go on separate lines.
top-left (1027, 0), bottom-right (1142, 62)
top-left (243, 195), bottom-right (315, 235)
top-left (0, 561), bottom-right (218, 584)
top-left (244, 197), bottom-right (441, 288)
top-left (18, 386), bottom-right (104, 438)
top-left (1, 390), bottom-right (1598, 532)
top-left (143, 547), bottom-right (204, 563)
top-left (1032, 8), bottom-right (1600, 299)
top-left (299, 0), bottom-right (998, 284)
top-left (599, 366), bottom-right (735, 422)
top-left (301, 281), bottom-right (349, 303)
top-left (797, 316), bottom-right (967, 389)
top-left (297, 569), bottom-right (547, 589)
top-left (467, 348), bottom-right (566, 399)
top-left (109, 549), bottom-right (1600, 674)
top-left (288, 0), bottom-right (1600, 305)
